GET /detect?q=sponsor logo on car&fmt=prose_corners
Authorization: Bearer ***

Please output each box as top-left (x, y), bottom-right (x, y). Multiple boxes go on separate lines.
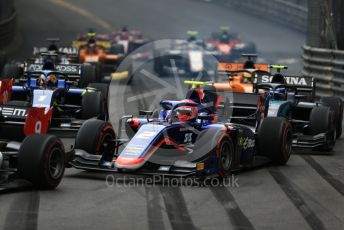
top-left (239, 137), bottom-right (255, 150)
top-left (0, 107), bottom-right (27, 117)
top-left (261, 75), bottom-right (308, 86)
top-left (26, 63), bottom-right (80, 73)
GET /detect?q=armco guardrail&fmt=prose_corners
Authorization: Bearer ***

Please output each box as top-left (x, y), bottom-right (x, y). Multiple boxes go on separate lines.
top-left (207, 0), bottom-right (307, 31)
top-left (302, 45), bottom-right (344, 98)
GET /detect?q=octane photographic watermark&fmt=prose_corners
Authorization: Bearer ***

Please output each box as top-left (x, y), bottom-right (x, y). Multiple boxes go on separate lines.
top-left (105, 174), bottom-right (239, 188)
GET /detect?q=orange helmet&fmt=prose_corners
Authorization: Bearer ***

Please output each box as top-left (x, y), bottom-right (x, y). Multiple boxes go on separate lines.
top-left (176, 106), bottom-right (198, 122)
top-left (47, 74), bottom-right (57, 87)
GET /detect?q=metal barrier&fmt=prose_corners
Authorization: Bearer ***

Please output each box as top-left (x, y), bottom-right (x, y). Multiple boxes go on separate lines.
top-left (201, 0), bottom-right (308, 31)
top-left (302, 45), bottom-right (344, 98)
top-left (226, 0), bottom-right (307, 31)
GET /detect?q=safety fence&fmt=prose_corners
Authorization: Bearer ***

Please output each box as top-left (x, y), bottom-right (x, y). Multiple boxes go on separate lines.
top-left (303, 45), bottom-right (344, 98)
top-left (205, 0), bottom-right (308, 31)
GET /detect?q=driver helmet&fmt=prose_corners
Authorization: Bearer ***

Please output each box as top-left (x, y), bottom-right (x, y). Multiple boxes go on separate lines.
top-left (119, 26), bottom-right (129, 39)
top-left (272, 88), bottom-right (287, 100)
top-left (47, 74), bottom-right (57, 87)
top-left (242, 72), bottom-right (253, 83)
top-left (37, 74), bottom-right (46, 87)
top-left (88, 37), bottom-right (96, 47)
top-left (220, 32), bottom-right (230, 43)
top-left (121, 26), bottom-right (128, 32)
top-left (176, 105), bottom-right (198, 122)
top-left (187, 31), bottom-right (198, 42)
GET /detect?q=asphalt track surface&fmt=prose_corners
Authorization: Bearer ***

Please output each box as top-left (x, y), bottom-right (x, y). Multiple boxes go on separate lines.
top-left (1, 0), bottom-right (344, 230)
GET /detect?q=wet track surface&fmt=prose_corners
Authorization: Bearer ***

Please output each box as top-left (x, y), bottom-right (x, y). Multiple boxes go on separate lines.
top-left (1, 0), bottom-right (344, 229)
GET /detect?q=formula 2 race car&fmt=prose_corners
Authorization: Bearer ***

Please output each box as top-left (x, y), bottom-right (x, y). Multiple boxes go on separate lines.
top-left (207, 27), bottom-right (257, 62)
top-left (70, 81), bottom-right (292, 177)
top-left (111, 26), bottom-right (149, 55)
top-left (73, 29), bottom-right (132, 82)
top-left (2, 44), bottom-right (100, 88)
top-left (154, 31), bottom-right (222, 77)
top-left (214, 54), bottom-right (270, 92)
top-left (0, 66), bottom-right (109, 139)
top-left (224, 67), bottom-right (343, 151)
top-left (0, 79), bottom-right (68, 189)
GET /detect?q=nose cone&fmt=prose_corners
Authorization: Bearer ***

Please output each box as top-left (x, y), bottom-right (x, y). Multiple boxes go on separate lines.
top-left (115, 156), bottom-right (145, 169)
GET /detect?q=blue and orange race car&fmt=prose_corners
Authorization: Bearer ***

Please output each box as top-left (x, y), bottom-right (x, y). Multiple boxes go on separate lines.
top-left (70, 81), bottom-right (292, 177)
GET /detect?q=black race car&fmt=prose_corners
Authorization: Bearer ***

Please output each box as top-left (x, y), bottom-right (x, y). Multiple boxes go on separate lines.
top-left (225, 66), bottom-right (343, 151)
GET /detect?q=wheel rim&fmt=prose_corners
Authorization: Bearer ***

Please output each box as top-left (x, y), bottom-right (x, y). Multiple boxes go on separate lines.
top-left (220, 142), bottom-right (232, 171)
top-left (284, 130), bottom-right (292, 159)
top-left (48, 147), bottom-right (64, 179)
top-left (99, 132), bottom-right (114, 156)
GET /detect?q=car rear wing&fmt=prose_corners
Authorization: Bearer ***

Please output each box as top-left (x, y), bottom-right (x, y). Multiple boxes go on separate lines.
top-left (24, 62), bottom-right (81, 75)
top-left (256, 75), bottom-right (316, 101)
top-left (217, 62), bottom-right (270, 72)
top-left (256, 75), bottom-right (315, 91)
top-left (72, 40), bottom-right (111, 49)
top-left (33, 47), bottom-right (79, 56)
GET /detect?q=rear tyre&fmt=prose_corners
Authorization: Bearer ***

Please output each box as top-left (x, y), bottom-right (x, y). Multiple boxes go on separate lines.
top-left (321, 97), bottom-right (343, 139)
top-left (87, 83), bottom-right (109, 120)
top-left (18, 135), bottom-right (65, 189)
top-left (154, 55), bottom-right (167, 76)
top-left (75, 119), bottom-right (115, 159)
top-left (216, 137), bottom-right (234, 177)
top-left (109, 44), bottom-right (125, 55)
top-left (80, 64), bottom-right (97, 87)
top-left (258, 117), bottom-right (292, 165)
top-left (93, 62), bottom-right (103, 82)
top-left (87, 83), bottom-right (109, 103)
top-left (309, 106), bottom-right (336, 151)
top-left (1, 63), bottom-right (21, 79)
top-left (81, 91), bottom-right (104, 119)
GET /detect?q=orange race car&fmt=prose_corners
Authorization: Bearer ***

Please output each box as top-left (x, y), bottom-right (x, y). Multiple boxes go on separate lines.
top-left (212, 54), bottom-right (270, 93)
top-left (73, 29), bottom-right (129, 81)
top-left (207, 27), bottom-right (257, 62)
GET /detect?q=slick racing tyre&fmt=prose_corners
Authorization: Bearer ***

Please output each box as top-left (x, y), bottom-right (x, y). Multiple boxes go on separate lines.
top-left (1, 63), bottom-right (21, 79)
top-left (18, 135), bottom-right (65, 189)
top-left (81, 91), bottom-right (104, 119)
top-left (87, 83), bottom-right (109, 120)
top-left (109, 44), bottom-right (125, 55)
top-left (153, 54), bottom-right (168, 76)
top-left (93, 62), bottom-right (103, 82)
top-left (216, 137), bottom-right (234, 177)
top-left (321, 97), bottom-right (343, 139)
top-left (80, 64), bottom-right (97, 87)
top-left (258, 117), bottom-right (292, 165)
top-left (309, 106), bottom-right (336, 151)
top-left (75, 119), bottom-right (115, 159)
top-left (87, 83), bottom-right (109, 101)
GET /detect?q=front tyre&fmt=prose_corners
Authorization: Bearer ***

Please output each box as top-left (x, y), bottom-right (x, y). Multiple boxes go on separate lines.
top-left (18, 135), bottom-right (65, 189)
top-left (75, 119), bottom-right (116, 159)
top-left (309, 106), bottom-right (336, 151)
top-left (258, 117), bottom-right (292, 165)
top-left (321, 97), bottom-right (343, 139)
